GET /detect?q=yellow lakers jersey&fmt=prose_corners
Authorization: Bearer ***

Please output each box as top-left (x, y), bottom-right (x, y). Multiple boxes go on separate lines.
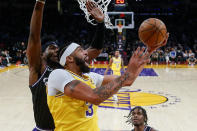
top-left (47, 71), bottom-right (99, 131)
top-left (111, 57), bottom-right (121, 76)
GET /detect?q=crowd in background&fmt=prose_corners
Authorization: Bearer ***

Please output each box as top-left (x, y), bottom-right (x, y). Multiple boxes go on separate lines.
top-left (1, 2), bottom-right (197, 67)
top-left (0, 42), bottom-right (27, 67)
top-left (97, 40), bottom-right (197, 66)
top-left (1, 39), bottom-right (197, 67)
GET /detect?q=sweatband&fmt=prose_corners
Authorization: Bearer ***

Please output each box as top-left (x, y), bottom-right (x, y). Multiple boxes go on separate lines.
top-left (59, 43), bottom-right (80, 66)
top-left (36, 0), bottom-right (45, 4)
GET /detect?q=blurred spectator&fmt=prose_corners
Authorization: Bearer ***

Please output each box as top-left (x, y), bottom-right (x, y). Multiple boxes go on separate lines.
top-left (158, 49), bottom-right (165, 64)
top-left (0, 50), bottom-right (8, 66)
top-left (188, 49), bottom-right (194, 58)
top-left (182, 50), bottom-right (189, 63)
top-left (164, 48), bottom-right (170, 65)
top-left (0, 50), bottom-right (3, 66)
top-left (19, 42), bottom-right (27, 64)
top-left (169, 48), bottom-right (177, 65)
top-left (176, 49), bottom-right (183, 64)
top-left (151, 51), bottom-right (159, 65)
top-left (195, 49), bottom-right (197, 59)
top-left (4, 50), bottom-right (12, 66)
top-left (187, 54), bottom-right (197, 66)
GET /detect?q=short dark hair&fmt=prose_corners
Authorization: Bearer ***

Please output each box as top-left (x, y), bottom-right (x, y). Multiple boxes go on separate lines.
top-left (41, 35), bottom-right (57, 52)
top-left (125, 106), bottom-right (148, 126)
top-left (42, 41), bottom-right (58, 52)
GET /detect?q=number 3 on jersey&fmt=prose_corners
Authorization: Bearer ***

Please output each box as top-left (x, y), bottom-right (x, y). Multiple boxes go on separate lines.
top-left (86, 102), bottom-right (94, 117)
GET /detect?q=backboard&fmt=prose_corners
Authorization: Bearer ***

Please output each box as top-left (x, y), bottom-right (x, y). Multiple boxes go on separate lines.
top-left (107, 11), bottom-right (134, 29)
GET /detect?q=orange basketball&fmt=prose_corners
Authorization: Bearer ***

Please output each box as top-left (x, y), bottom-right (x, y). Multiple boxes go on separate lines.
top-left (138, 18), bottom-right (167, 48)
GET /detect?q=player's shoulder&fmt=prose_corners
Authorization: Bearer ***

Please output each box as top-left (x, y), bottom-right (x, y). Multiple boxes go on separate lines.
top-left (49, 69), bottom-right (71, 78)
top-left (50, 69), bottom-right (65, 74)
top-left (84, 72), bottom-right (103, 80)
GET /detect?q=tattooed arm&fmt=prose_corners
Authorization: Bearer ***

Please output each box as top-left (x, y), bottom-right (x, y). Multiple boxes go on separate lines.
top-left (63, 72), bottom-right (130, 105)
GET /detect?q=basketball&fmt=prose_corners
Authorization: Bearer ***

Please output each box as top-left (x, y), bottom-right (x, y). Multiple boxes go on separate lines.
top-left (138, 18), bottom-right (167, 48)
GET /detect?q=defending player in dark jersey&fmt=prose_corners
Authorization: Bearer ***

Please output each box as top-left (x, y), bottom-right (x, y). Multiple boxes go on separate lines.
top-left (126, 106), bottom-right (157, 131)
top-left (27, 0), bottom-right (105, 130)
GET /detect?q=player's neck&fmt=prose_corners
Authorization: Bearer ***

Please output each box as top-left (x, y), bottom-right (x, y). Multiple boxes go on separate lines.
top-left (66, 64), bottom-right (83, 76)
top-left (41, 60), bottom-right (48, 71)
top-left (134, 125), bottom-right (146, 131)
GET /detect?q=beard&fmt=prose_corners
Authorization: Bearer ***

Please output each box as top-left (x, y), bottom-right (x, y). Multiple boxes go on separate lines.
top-left (74, 56), bottom-right (90, 73)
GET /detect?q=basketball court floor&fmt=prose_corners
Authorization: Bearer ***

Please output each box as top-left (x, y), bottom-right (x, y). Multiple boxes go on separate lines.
top-left (0, 64), bottom-right (197, 131)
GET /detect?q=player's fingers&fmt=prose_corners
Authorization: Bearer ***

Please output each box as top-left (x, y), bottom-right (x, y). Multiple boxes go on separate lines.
top-left (143, 58), bottom-right (151, 65)
top-left (87, 1), bottom-right (95, 11)
top-left (91, 1), bottom-right (97, 8)
top-left (86, 1), bottom-right (92, 12)
top-left (88, 1), bottom-right (95, 10)
top-left (137, 47), bottom-right (145, 57)
top-left (133, 47), bottom-right (140, 57)
top-left (141, 50), bottom-right (150, 60)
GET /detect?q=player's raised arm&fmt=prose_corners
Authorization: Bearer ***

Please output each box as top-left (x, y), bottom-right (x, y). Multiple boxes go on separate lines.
top-left (26, 0), bottom-right (45, 85)
top-left (27, 0), bottom-right (45, 74)
top-left (85, 0), bottom-right (105, 61)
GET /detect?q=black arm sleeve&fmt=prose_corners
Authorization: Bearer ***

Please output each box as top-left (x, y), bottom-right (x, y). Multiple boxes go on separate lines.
top-left (90, 22), bottom-right (105, 50)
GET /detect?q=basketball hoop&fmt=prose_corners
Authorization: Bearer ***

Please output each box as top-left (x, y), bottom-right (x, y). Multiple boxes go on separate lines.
top-left (77, 0), bottom-right (113, 28)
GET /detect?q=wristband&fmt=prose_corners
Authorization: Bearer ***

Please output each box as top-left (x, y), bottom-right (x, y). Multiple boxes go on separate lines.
top-left (36, 0), bottom-right (45, 4)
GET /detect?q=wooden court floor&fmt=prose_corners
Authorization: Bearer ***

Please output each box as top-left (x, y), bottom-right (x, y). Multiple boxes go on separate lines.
top-left (0, 65), bottom-right (197, 131)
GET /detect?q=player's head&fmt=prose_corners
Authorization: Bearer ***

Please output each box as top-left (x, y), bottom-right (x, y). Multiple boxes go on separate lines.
top-left (42, 41), bottom-right (59, 63)
top-left (41, 35), bottom-right (59, 63)
top-left (126, 106), bottom-right (148, 127)
top-left (59, 43), bottom-right (90, 73)
top-left (114, 50), bottom-right (120, 58)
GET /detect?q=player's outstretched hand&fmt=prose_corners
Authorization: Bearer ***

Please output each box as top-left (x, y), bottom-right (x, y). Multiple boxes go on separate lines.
top-left (119, 47), bottom-right (150, 86)
top-left (86, 0), bottom-right (104, 23)
top-left (123, 47), bottom-right (150, 86)
top-left (148, 33), bottom-right (169, 54)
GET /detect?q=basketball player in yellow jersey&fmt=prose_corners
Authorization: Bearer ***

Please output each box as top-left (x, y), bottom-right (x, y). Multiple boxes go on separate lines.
top-left (104, 50), bottom-right (125, 101)
top-left (105, 50), bottom-right (125, 76)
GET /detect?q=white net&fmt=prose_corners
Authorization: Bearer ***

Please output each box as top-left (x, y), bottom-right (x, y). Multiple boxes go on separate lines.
top-left (77, 0), bottom-right (113, 28)
top-left (117, 25), bottom-right (123, 33)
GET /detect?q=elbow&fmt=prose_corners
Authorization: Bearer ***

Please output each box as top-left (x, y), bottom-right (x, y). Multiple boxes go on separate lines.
top-left (28, 32), bottom-right (40, 42)
top-left (92, 101), bottom-right (101, 106)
